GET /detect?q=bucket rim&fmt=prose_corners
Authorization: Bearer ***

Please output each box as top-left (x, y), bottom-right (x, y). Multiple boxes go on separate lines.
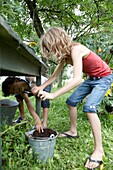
top-left (0, 99), bottom-right (19, 107)
top-left (25, 129), bottom-right (58, 141)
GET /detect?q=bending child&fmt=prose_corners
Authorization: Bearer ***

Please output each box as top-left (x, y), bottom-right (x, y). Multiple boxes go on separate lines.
top-left (31, 27), bottom-right (113, 169)
top-left (2, 76), bottom-right (51, 131)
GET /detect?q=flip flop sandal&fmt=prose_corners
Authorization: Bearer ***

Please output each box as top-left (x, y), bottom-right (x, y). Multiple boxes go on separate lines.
top-left (85, 157), bottom-right (103, 170)
top-left (59, 132), bottom-right (79, 138)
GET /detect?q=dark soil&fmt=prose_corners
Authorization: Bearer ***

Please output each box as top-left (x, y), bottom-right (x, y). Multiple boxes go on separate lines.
top-left (32, 128), bottom-right (57, 138)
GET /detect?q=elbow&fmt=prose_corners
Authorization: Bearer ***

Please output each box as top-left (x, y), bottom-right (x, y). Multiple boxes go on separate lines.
top-left (50, 74), bottom-right (57, 82)
top-left (73, 77), bottom-right (83, 86)
top-left (77, 79), bottom-right (82, 86)
top-left (79, 77), bottom-right (83, 84)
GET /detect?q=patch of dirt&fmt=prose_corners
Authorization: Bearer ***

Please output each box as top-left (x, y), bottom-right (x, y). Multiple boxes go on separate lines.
top-left (32, 128), bottom-right (57, 138)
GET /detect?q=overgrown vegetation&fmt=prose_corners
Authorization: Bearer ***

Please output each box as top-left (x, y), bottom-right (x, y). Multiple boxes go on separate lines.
top-left (1, 87), bottom-right (113, 170)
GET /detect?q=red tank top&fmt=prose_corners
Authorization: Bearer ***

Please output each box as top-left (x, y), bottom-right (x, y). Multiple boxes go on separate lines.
top-left (82, 51), bottom-right (111, 77)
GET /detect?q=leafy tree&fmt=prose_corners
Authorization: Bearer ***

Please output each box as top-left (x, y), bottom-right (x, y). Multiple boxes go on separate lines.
top-left (1, 0), bottom-right (113, 41)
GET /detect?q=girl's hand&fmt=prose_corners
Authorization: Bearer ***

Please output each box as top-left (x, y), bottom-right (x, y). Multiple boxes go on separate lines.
top-left (31, 86), bottom-right (43, 96)
top-left (38, 90), bottom-right (54, 100)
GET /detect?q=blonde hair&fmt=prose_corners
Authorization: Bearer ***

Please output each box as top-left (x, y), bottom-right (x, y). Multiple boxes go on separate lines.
top-left (41, 27), bottom-right (78, 62)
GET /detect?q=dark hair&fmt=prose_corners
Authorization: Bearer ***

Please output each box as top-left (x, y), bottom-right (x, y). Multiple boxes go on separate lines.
top-left (2, 77), bottom-right (21, 97)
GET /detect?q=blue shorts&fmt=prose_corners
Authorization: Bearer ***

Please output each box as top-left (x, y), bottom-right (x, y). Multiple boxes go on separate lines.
top-left (66, 74), bottom-right (113, 113)
top-left (41, 85), bottom-right (52, 108)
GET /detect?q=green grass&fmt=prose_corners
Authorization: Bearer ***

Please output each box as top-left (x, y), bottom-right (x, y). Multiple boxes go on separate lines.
top-left (1, 87), bottom-right (113, 170)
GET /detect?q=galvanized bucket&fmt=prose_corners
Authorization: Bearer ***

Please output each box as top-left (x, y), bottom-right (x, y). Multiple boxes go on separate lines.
top-left (0, 99), bottom-right (19, 125)
top-left (25, 129), bottom-right (58, 163)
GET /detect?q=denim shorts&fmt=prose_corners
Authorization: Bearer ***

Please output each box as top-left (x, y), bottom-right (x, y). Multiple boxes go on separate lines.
top-left (66, 74), bottom-right (113, 113)
top-left (41, 85), bottom-right (52, 108)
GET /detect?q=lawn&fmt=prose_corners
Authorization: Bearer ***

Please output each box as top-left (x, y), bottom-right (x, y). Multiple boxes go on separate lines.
top-left (0, 86), bottom-right (113, 170)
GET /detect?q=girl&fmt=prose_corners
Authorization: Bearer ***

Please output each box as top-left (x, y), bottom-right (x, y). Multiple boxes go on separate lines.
top-left (32, 27), bottom-right (113, 169)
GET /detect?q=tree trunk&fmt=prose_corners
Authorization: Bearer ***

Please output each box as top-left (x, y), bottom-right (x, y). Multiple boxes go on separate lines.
top-left (24, 0), bottom-right (48, 77)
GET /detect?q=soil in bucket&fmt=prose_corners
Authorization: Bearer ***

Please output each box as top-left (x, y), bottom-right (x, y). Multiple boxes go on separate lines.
top-left (32, 128), bottom-right (57, 138)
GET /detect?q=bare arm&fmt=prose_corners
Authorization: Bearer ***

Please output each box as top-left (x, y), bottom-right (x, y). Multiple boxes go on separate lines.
top-left (32, 60), bottom-right (65, 95)
top-left (22, 93), bottom-right (43, 132)
top-left (42, 60), bottom-right (65, 87)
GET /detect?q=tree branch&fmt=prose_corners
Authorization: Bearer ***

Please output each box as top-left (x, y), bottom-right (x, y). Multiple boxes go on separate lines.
top-left (24, 0), bottom-right (44, 38)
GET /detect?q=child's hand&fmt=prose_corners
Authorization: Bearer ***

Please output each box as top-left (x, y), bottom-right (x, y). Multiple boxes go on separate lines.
top-left (35, 123), bottom-right (44, 133)
top-left (35, 117), bottom-right (44, 133)
top-left (38, 90), bottom-right (54, 100)
top-left (31, 86), bottom-right (43, 96)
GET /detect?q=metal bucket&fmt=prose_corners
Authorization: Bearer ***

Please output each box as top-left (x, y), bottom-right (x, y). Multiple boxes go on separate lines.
top-left (0, 99), bottom-right (19, 125)
top-left (25, 129), bottom-right (58, 163)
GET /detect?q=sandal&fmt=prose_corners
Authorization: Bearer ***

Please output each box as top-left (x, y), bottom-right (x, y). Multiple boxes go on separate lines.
top-left (84, 157), bottom-right (103, 170)
top-left (59, 132), bottom-right (79, 138)
top-left (13, 116), bottom-right (22, 123)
